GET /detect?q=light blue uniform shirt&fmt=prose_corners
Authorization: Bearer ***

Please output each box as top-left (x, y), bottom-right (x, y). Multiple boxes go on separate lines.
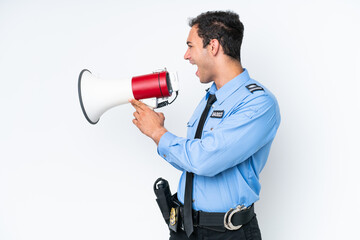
top-left (158, 69), bottom-right (281, 212)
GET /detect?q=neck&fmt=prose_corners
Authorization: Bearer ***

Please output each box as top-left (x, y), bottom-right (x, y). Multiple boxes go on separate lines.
top-left (213, 59), bottom-right (243, 89)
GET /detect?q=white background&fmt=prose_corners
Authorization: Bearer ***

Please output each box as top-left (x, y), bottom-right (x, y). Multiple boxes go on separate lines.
top-left (1, 0), bottom-right (359, 239)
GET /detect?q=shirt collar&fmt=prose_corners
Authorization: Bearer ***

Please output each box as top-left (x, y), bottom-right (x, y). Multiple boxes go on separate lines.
top-left (207, 68), bottom-right (251, 105)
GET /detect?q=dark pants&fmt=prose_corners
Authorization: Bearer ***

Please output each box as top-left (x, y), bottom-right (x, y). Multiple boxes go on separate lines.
top-left (169, 216), bottom-right (262, 240)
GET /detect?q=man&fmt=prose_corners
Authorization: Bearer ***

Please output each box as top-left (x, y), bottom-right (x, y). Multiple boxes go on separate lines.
top-left (130, 11), bottom-right (280, 240)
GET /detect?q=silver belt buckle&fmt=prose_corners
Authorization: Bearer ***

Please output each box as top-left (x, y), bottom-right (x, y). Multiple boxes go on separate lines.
top-left (224, 205), bottom-right (246, 230)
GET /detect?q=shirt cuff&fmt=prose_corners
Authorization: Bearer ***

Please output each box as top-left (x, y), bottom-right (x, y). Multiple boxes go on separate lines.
top-left (157, 131), bottom-right (177, 160)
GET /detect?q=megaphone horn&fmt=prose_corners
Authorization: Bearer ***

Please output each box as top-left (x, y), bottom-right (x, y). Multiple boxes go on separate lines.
top-left (78, 69), bottom-right (179, 124)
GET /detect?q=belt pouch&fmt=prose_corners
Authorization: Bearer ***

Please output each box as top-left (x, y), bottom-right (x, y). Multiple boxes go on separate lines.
top-left (153, 178), bottom-right (172, 224)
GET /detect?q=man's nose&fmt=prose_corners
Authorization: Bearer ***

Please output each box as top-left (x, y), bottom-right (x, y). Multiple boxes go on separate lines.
top-left (184, 48), bottom-right (190, 60)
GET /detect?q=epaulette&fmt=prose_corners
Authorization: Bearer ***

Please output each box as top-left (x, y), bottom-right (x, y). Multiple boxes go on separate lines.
top-left (246, 83), bottom-right (264, 93)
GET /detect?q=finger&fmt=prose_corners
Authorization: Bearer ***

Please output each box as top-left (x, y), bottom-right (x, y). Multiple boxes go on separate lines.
top-left (132, 98), bottom-right (153, 112)
top-left (133, 112), bottom-right (140, 119)
top-left (130, 102), bottom-right (142, 112)
top-left (129, 98), bottom-right (145, 111)
top-left (132, 118), bottom-right (139, 126)
top-left (157, 112), bottom-right (165, 120)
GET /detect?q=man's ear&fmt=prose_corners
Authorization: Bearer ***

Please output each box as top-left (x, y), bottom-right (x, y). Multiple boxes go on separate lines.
top-left (208, 39), bottom-right (220, 56)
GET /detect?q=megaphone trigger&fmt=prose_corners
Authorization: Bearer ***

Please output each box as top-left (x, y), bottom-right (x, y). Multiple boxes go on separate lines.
top-left (140, 98), bottom-right (158, 109)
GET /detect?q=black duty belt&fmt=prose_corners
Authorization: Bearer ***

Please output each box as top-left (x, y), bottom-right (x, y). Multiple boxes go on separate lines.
top-left (179, 204), bottom-right (255, 231)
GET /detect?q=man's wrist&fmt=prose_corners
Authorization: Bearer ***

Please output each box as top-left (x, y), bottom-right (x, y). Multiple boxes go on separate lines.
top-left (151, 127), bottom-right (168, 145)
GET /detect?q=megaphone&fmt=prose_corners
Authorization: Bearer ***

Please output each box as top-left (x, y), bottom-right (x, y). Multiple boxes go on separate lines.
top-left (78, 68), bottom-right (179, 124)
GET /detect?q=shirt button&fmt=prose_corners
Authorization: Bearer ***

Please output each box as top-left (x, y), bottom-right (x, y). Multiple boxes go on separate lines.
top-left (163, 154), bottom-right (167, 158)
top-left (212, 105), bottom-right (214, 108)
top-left (210, 128), bottom-right (213, 131)
top-left (192, 199), bottom-right (195, 202)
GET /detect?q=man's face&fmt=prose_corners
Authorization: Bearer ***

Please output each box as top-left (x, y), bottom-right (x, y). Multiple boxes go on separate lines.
top-left (184, 26), bottom-right (214, 84)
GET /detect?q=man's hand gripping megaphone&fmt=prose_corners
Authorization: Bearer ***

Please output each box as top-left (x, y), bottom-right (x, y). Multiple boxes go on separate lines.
top-left (129, 98), bottom-right (168, 145)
